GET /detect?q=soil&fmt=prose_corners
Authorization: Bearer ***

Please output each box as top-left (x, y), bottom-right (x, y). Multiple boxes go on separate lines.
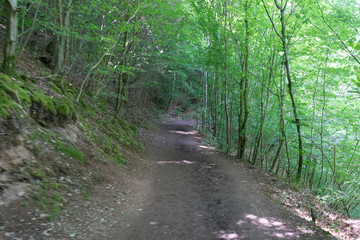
top-left (104, 120), bottom-right (334, 240)
top-left (0, 120), bottom-right (340, 239)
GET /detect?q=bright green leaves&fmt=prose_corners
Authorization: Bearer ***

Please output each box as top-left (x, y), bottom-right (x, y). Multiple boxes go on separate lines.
top-left (352, 66), bottom-right (360, 88)
top-left (347, 41), bottom-right (360, 51)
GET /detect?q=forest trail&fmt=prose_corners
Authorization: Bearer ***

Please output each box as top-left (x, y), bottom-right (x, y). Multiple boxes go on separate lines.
top-left (109, 121), bottom-right (333, 240)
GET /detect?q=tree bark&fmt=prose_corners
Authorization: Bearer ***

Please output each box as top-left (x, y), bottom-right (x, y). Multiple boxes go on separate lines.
top-left (277, 1), bottom-right (304, 182)
top-left (3, 0), bottom-right (18, 72)
top-left (54, 0), bottom-right (72, 76)
top-left (237, 0), bottom-right (250, 160)
top-left (252, 49), bottom-right (274, 165)
top-left (223, 0), bottom-right (230, 152)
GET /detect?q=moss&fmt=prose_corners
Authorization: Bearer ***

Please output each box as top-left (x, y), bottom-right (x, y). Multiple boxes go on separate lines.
top-left (50, 83), bottom-right (63, 94)
top-left (0, 89), bottom-right (17, 117)
top-left (30, 90), bottom-right (57, 114)
top-left (54, 97), bottom-right (75, 120)
top-left (58, 103), bottom-right (70, 116)
top-left (0, 74), bottom-right (31, 117)
top-left (52, 77), bottom-right (77, 96)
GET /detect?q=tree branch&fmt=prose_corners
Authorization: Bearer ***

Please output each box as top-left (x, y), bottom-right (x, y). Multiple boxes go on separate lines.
top-left (261, 0), bottom-right (282, 40)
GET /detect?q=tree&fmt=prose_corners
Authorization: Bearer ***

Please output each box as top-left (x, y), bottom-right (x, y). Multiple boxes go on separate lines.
top-left (3, 0), bottom-right (18, 72)
top-left (54, 0), bottom-right (73, 76)
top-left (262, 0), bottom-right (304, 182)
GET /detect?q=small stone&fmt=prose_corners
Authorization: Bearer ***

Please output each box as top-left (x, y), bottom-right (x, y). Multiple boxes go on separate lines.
top-left (17, 191), bottom-right (25, 197)
top-left (42, 230), bottom-right (51, 236)
top-left (40, 214), bottom-right (48, 219)
top-left (5, 232), bottom-right (15, 237)
top-left (0, 174), bottom-right (10, 183)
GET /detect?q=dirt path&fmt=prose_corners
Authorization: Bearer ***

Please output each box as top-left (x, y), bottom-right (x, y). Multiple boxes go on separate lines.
top-left (108, 121), bottom-right (333, 240)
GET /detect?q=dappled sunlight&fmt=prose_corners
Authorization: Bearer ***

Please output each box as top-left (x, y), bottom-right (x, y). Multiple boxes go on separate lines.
top-left (344, 219), bottom-right (360, 238)
top-left (296, 226), bottom-right (315, 234)
top-left (234, 214), bottom-right (314, 239)
top-left (199, 163), bottom-right (216, 171)
top-left (156, 160), bottom-right (195, 165)
top-left (243, 214), bottom-right (288, 230)
top-left (344, 219), bottom-right (360, 230)
top-left (198, 145), bottom-right (216, 150)
top-left (294, 208), bottom-right (312, 222)
top-left (215, 230), bottom-right (242, 240)
top-left (169, 130), bottom-right (198, 135)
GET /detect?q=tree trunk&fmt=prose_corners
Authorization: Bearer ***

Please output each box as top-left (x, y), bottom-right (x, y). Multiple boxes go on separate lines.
top-left (252, 49), bottom-right (274, 165)
top-left (54, 0), bottom-right (72, 76)
top-left (277, 2), bottom-right (304, 182)
top-left (237, 1), bottom-right (250, 160)
top-left (223, 0), bottom-right (230, 152)
top-left (3, 0), bottom-right (18, 72)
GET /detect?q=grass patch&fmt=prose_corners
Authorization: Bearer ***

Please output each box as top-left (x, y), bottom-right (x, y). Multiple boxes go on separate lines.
top-left (81, 189), bottom-right (88, 200)
top-left (54, 141), bottom-right (85, 162)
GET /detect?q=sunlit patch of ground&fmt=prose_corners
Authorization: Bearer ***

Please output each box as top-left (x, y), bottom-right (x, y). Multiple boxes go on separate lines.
top-left (156, 160), bottom-right (195, 165)
top-left (213, 213), bottom-right (316, 240)
top-left (294, 208), bottom-right (312, 222)
top-left (198, 145), bottom-right (216, 150)
top-left (227, 214), bottom-right (314, 239)
top-left (169, 130), bottom-right (198, 135)
top-left (215, 230), bottom-right (242, 240)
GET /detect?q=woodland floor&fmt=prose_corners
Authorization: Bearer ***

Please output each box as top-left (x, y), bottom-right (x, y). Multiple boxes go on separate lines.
top-left (0, 120), bottom-right (351, 239)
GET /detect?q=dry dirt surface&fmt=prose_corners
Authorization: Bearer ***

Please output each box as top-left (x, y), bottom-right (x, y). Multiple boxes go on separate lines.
top-left (107, 120), bottom-right (334, 240)
top-left (1, 120), bottom-right (336, 240)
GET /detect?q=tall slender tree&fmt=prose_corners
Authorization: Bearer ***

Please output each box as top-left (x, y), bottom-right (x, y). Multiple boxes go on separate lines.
top-left (3, 0), bottom-right (18, 72)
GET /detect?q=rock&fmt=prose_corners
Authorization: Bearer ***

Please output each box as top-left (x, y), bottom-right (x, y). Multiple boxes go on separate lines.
top-left (53, 125), bottom-right (78, 143)
top-left (42, 229), bottom-right (51, 236)
top-left (4, 232), bottom-right (15, 237)
top-left (0, 174), bottom-right (11, 183)
top-left (17, 191), bottom-right (25, 197)
top-left (40, 213), bottom-right (48, 219)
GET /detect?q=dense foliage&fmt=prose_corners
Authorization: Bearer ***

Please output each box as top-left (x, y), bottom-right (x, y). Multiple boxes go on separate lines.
top-left (1, 0), bottom-right (360, 218)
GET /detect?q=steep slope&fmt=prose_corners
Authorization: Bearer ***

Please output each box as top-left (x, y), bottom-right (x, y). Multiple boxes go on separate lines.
top-left (0, 51), bottom-right (152, 239)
